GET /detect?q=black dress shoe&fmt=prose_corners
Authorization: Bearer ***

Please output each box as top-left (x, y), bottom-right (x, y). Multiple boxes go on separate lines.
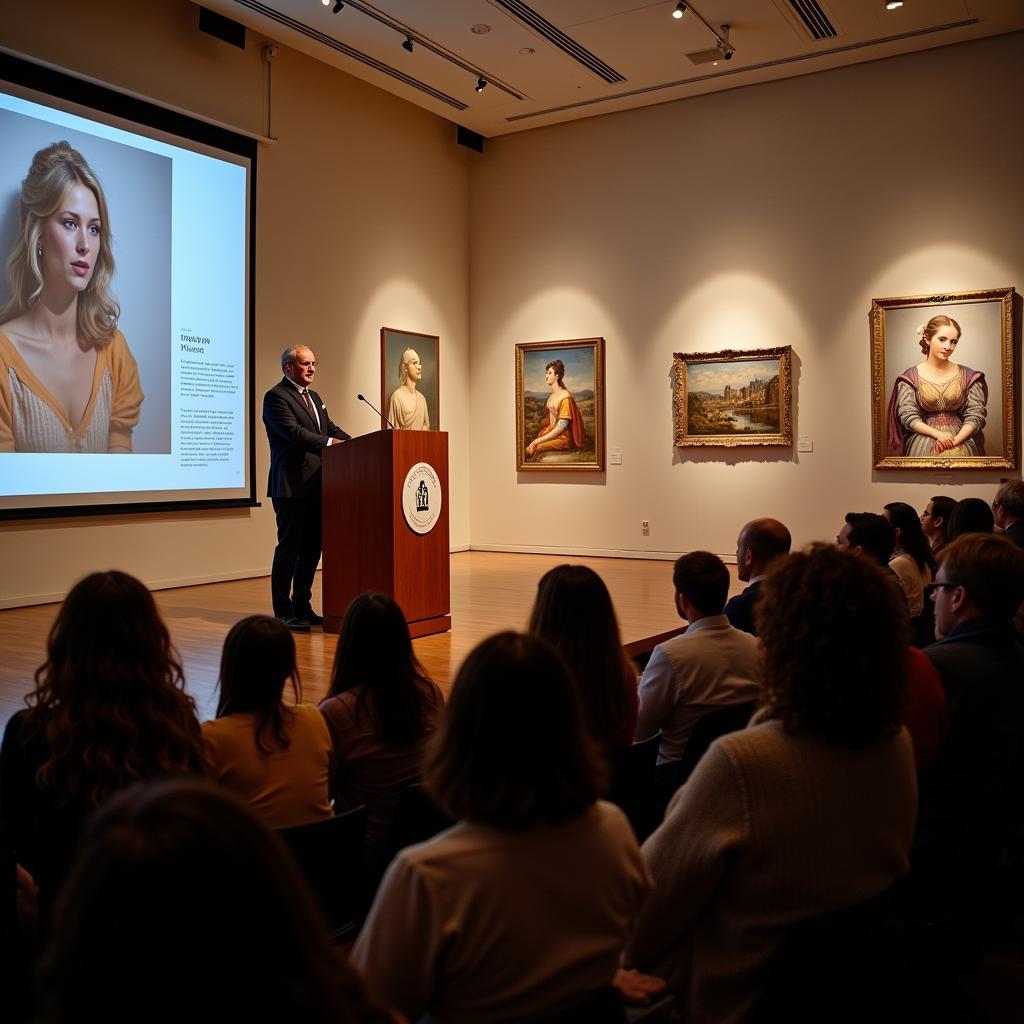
top-left (295, 609), bottom-right (324, 626)
top-left (279, 615), bottom-right (311, 632)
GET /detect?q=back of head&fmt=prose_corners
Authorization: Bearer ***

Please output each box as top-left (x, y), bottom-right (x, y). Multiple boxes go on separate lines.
top-left (673, 551), bottom-right (730, 616)
top-left (217, 615), bottom-right (300, 754)
top-left (38, 780), bottom-right (374, 1024)
top-left (424, 632), bottom-right (605, 828)
top-left (844, 512), bottom-right (895, 567)
top-left (327, 592), bottom-right (434, 745)
top-left (28, 571), bottom-right (202, 804)
top-left (528, 565), bottom-right (631, 750)
top-left (741, 518), bottom-right (792, 570)
top-left (947, 497), bottom-right (995, 540)
top-left (939, 533), bottom-right (1024, 623)
top-left (757, 544), bottom-right (908, 747)
top-left (883, 501), bottom-right (933, 571)
top-left (995, 479), bottom-right (1024, 521)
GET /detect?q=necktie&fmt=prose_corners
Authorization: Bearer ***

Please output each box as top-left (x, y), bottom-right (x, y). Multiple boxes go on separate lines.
top-left (300, 389), bottom-right (315, 418)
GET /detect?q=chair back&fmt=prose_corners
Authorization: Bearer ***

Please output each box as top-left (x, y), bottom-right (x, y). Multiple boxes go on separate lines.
top-left (675, 701), bottom-right (756, 784)
top-left (607, 732), bottom-right (662, 842)
top-left (387, 783), bottom-right (454, 860)
top-left (278, 805), bottom-right (367, 943)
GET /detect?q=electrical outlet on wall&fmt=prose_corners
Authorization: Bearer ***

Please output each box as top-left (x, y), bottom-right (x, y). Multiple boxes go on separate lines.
top-left (641, 520), bottom-right (650, 536)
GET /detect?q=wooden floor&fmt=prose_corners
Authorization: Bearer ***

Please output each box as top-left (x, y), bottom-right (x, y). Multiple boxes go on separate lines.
top-left (0, 550), bottom-right (740, 730)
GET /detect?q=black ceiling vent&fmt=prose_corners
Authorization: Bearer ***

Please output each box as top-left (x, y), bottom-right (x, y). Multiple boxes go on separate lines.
top-left (493, 0), bottom-right (626, 84)
top-left (786, 0), bottom-right (839, 41)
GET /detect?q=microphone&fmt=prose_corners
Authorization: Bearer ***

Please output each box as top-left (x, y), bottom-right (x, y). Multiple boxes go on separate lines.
top-left (357, 393), bottom-right (395, 429)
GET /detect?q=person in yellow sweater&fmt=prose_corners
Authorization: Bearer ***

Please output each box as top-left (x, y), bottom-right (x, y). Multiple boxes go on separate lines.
top-left (0, 141), bottom-right (142, 452)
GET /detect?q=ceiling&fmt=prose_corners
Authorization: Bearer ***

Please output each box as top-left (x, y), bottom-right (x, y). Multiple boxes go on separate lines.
top-left (203, 0), bottom-right (1024, 137)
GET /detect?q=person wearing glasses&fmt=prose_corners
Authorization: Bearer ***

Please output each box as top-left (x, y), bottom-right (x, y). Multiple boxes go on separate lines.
top-left (262, 345), bottom-right (349, 631)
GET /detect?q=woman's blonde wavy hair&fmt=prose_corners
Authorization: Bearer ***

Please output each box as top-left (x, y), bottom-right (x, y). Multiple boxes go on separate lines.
top-left (0, 141), bottom-right (119, 346)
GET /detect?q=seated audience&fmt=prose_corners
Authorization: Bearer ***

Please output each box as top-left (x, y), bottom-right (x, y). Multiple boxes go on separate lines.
top-left (992, 479), bottom-right (1024, 548)
top-left (0, 571), bottom-right (204, 920)
top-left (883, 501), bottom-right (935, 618)
top-left (203, 615), bottom-right (332, 829)
top-left (319, 593), bottom-right (443, 861)
top-left (635, 552), bottom-right (760, 790)
top-left (626, 545), bottom-right (917, 1023)
top-left (350, 632), bottom-right (653, 1023)
top-left (946, 496), bottom-right (995, 540)
top-left (725, 517), bottom-right (792, 636)
top-left (913, 534), bottom-right (1024, 898)
top-left (528, 564), bottom-right (638, 750)
top-left (36, 780), bottom-right (391, 1024)
top-left (921, 494), bottom-right (956, 560)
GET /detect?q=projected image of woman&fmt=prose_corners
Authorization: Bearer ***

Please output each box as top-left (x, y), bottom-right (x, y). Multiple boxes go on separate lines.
top-left (0, 141), bottom-right (142, 452)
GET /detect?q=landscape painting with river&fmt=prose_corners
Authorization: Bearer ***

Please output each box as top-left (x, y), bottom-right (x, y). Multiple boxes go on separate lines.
top-left (673, 347), bottom-right (792, 448)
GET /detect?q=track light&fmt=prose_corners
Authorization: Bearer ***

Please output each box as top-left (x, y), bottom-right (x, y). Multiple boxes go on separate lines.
top-left (885, 2), bottom-right (904, 9)
top-left (402, 35), bottom-right (414, 53)
top-left (672, 2), bottom-right (687, 18)
top-left (475, 76), bottom-right (487, 93)
top-left (332, 0), bottom-right (344, 12)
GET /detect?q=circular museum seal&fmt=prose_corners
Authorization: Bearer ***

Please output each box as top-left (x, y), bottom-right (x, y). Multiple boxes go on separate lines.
top-left (402, 461), bottom-right (442, 535)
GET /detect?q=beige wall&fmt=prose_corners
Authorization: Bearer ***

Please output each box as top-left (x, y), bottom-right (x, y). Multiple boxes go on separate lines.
top-left (0, 0), bottom-right (470, 606)
top-left (468, 32), bottom-right (1024, 560)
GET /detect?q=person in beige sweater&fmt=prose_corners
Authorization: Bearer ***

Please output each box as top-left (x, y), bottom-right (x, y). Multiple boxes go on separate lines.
top-left (626, 545), bottom-right (918, 1023)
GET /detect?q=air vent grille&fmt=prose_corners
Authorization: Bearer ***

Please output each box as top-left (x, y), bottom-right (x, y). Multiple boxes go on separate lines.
top-left (230, 0), bottom-right (468, 110)
top-left (786, 0), bottom-right (838, 41)
top-left (493, 0), bottom-right (626, 84)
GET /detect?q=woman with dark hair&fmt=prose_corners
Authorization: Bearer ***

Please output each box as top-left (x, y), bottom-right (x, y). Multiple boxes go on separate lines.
top-left (883, 500), bottom-right (934, 619)
top-left (350, 632), bottom-right (652, 1023)
top-left (886, 314), bottom-right (986, 458)
top-left (318, 593), bottom-right (443, 855)
top-left (947, 496), bottom-right (995, 540)
top-left (36, 780), bottom-right (392, 1024)
top-left (528, 564), bottom-right (638, 750)
top-left (525, 357), bottom-right (586, 460)
top-left (0, 571), bottom-right (204, 918)
top-left (203, 615), bottom-right (332, 829)
top-left (626, 546), bottom-right (917, 1022)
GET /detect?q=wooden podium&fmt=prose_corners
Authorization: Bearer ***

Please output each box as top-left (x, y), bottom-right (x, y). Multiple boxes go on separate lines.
top-left (322, 430), bottom-right (450, 637)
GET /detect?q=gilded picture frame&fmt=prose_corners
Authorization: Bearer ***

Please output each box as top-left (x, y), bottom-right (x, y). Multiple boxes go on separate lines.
top-left (515, 338), bottom-right (605, 472)
top-left (380, 327), bottom-right (439, 431)
top-left (870, 288), bottom-right (1016, 470)
top-left (673, 346), bottom-right (793, 447)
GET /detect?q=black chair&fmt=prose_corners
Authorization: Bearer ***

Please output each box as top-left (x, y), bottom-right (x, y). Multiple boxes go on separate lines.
top-left (607, 732), bottom-right (662, 842)
top-left (277, 805), bottom-right (367, 943)
top-left (386, 783), bottom-right (453, 863)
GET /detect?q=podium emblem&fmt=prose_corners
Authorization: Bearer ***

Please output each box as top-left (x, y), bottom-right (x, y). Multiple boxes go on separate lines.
top-left (402, 461), bottom-right (442, 534)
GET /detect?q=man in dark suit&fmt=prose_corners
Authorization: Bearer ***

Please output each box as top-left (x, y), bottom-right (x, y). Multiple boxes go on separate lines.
top-left (993, 480), bottom-right (1024, 549)
top-left (724, 518), bottom-right (791, 635)
top-left (263, 345), bottom-right (350, 630)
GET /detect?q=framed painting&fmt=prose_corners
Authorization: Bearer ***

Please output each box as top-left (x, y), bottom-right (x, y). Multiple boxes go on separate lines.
top-left (515, 338), bottom-right (605, 472)
top-left (380, 327), bottom-right (439, 431)
top-left (871, 287), bottom-right (1016, 470)
top-left (673, 346), bottom-right (792, 447)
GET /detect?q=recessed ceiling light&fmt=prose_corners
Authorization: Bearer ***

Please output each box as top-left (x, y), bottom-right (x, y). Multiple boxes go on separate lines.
top-left (885, 1), bottom-right (904, 9)
top-left (471, 24), bottom-right (491, 35)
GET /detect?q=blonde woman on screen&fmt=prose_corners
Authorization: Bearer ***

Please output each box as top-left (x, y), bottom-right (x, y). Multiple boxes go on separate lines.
top-left (0, 141), bottom-right (142, 452)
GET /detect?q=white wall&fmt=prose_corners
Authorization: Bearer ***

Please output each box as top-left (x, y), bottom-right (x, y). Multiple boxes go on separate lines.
top-left (0, 0), bottom-right (471, 606)
top-left (468, 32), bottom-right (1023, 560)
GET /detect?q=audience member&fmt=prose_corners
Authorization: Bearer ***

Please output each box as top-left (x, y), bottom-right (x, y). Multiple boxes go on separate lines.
top-left (724, 518), bottom-right (792, 636)
top-left (635, 552), bottom-right (760, 793)
top-left (626, 545), bottom-right (916, 1022)
top-left (837, 511), bottom-right (907, 611)
top-left (351, 632), bottom-right (653, 1023)
top-left (35, 780), bottom-right (391, 1024)
top-left (992, 479), bottom-right (1024, 548)
top-left (913, 534), bottom-right (1024, 901)
top-left (0, 571), bottom-right (204, 921)
top-left (903, 648), bottom-right (949, 774)
top-left (203, 615), bottom-right (332, 829)
top-left (883, 501), bottom-right (935, 617)
top-left (920, 495), bottom-right (956, 559)
top-left (946, 496), bottom-right (994, 540)
top-left (318, 593), bottom-right (443, 861)
top-left (528, 564), bottom-right (638, 750)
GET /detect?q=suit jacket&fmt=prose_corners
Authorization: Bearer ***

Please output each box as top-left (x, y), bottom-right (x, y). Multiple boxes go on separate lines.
top-left (263, 378), bottom-right (349, 498)
top-left (724, 580), bottom-right (762, 636)
top-left (1003, 519), bottom-right (1024, 549)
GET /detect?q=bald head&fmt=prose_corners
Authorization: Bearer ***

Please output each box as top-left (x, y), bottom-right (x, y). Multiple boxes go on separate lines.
top-left (737, 518), bottom-right (792, 583)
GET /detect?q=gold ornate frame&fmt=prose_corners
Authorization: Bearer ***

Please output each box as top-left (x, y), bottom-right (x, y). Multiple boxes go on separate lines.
top-left (673, 346), bottom-right (792, 448)
top-left (515, 338), bottom-right (605, 473)
top-left (870, 287), bottom-right (1016, 470)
